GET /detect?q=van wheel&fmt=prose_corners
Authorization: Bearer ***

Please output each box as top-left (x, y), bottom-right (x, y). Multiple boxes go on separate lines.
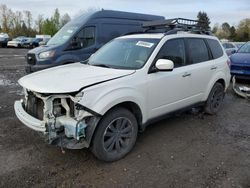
top-left (91, 107), bottom-right (138, 162)
top-left (204, 82), bottom-right (225, 115)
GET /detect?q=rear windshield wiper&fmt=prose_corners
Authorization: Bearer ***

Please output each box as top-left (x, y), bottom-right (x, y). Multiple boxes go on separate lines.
top-left (92, 63), bottom-right (112, 68)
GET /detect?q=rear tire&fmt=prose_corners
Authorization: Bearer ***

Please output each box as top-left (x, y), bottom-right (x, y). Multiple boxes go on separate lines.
top-left (204, 82), bottom-right (225, 115)
top-left (91, 107), bottom-right (138, 162)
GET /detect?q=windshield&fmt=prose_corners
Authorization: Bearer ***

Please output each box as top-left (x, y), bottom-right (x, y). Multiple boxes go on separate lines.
top-left (47, 24), bottom-right (80, 45)
top-left (238, 42), bottom-right (250, 53)
top-left (87, 38), bottom-right (160, 69)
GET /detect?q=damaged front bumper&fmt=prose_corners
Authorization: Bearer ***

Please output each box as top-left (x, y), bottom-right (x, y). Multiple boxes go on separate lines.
top-left (14, 90), bottom-right (100, 149)
top-left (14, 100), bottom-right (46, 132)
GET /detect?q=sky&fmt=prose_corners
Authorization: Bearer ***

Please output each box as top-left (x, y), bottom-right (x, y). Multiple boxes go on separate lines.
top-left (1, 0), bottom-right (250, 26)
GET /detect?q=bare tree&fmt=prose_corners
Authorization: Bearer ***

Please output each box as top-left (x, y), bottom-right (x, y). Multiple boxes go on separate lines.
top-left (35, 14), bottom-right (44, 34)
top-left (23, 10), bottom-right (32, 29)
top-left (0, 4), bottom-right (11, 32)
top-left (60, 13), bottom-right (71, 27)
top-left (12, 11), bottom-right (23, 28)
top-left (53, 8), bottom-right (60, 30)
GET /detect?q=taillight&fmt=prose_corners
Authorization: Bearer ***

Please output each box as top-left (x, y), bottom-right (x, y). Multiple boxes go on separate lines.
top-left (227, 59), bottom-right (231, 68)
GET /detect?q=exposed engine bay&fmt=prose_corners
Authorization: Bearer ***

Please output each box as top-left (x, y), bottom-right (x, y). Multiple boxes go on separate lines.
top-left (22, 89), bottom-right (100, 149)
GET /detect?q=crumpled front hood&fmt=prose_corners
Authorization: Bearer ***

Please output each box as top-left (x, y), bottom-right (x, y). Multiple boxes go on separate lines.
top-left (230, 53), bottom-right (250, 64)
top-left (19, 63), bottom-right (135, 93)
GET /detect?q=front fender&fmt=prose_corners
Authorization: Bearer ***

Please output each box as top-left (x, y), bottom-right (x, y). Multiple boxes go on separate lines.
top-left (79, 87), bottom-right (147, 123)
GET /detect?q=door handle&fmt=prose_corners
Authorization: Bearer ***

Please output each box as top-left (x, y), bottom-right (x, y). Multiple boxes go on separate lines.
top-left (182, 72), bottom-right (191, 77)
top-left (210, 66), bottom-right (217, 70)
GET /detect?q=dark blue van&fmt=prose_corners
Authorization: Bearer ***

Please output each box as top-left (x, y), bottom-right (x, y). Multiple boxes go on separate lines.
top-left (26, 10), bottom-right (164, 73)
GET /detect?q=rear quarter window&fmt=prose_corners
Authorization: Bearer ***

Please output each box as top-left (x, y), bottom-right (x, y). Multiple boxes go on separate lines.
top-left (206, 39), bottom-right (224, 59)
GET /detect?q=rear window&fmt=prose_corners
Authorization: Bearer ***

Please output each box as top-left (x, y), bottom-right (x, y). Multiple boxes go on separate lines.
top-left (206, 39), bottom-right (223, 59)
top-left (186, 38), bottom-right (209, 64)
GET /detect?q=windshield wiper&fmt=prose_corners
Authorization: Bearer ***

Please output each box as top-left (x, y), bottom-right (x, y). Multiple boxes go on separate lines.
top-left (92, 63), bottom-right (112, 68)
top-left (80, 59), bottom-right (89, 65)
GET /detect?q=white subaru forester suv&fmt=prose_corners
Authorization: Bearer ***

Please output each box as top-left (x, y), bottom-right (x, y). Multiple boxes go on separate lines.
top-left (14, 19), bottom-right (231, 161)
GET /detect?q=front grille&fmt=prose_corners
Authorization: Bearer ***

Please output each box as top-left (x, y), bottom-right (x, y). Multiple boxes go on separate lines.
top-left (26, 93), bottom-right (44, 120)
top-left (26, 53), bottom-right (36, 65)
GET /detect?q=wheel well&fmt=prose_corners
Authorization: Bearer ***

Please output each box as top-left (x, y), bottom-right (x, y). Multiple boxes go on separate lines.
top-left (109, 102), bottom-right (143, 128)
top-left (216, 79), bottom-right (226, 89)
top-left (88, 101), bottom-right (143, 147)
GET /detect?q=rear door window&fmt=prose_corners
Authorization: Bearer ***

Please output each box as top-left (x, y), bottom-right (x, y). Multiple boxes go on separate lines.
top-left (206, 39), bottom-right (223, 59)
top-left (156, 39), bottom-right (186, 68)
top-left (186, 38), bottom-right (209, 64)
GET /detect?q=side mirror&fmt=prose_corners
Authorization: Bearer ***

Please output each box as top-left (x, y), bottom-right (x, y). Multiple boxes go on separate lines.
top-left (231, 49), bottom-right (236, 54)
top-left (155, 59), bottom-right (174, 71)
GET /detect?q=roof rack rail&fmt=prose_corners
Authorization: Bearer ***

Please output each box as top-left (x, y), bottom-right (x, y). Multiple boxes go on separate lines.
top-left (142, 18), bottom-right (212, 35)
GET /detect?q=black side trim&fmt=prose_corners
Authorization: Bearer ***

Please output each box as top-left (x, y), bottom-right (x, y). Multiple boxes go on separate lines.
top-left (75, 103), bottom-right (101, 117)
top-left (141, 102), bottom-right (205, 131)
top-left (203, 38), bottom-right (214, 60)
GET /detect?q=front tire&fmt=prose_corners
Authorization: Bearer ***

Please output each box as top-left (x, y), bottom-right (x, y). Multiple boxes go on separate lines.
top-left (91, 107), bottom-right (138, 162)
top-left (204, 82), bottom-right (225, 115)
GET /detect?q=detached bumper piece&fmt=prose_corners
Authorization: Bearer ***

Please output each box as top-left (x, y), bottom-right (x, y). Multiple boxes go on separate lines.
top-left (232, 76), bottom-right (250, 100)
top-left (50, 135), bottom-right (89, 149)
top-left (14, 100), bottom-right (46, 132)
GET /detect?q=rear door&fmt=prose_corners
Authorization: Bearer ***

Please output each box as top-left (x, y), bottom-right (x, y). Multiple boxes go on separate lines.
top-left (184, 38), bottom-right (217, 101)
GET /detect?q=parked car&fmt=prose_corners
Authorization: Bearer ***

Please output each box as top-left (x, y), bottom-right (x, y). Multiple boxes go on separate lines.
top-left (22, 37), bottom-right (34, 48)
top-left (23, 38), bottom-right (43, 48)
top-left (233, 42), bottom-right (245, 49)
top-left (14, 18), bottom-right (230, 161)
top-left (7, 38), bottom-right (28, 48)
top-left (32, 38), bottom-right (44, 47)
top-left (25, 10), bottom-right (164, 73)
top-left (38, 37), bottom-right (51, 46)
top-left (222, 42), bottom-right (238, 56)
top-left (230, 41), bottom-right (250, 79)
top-left (0, 33), bottom-right (9, 47)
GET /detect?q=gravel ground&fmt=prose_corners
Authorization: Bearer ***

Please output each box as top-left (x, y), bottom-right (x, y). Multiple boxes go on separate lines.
top-left (0, 48), bottom-right (249, 188)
